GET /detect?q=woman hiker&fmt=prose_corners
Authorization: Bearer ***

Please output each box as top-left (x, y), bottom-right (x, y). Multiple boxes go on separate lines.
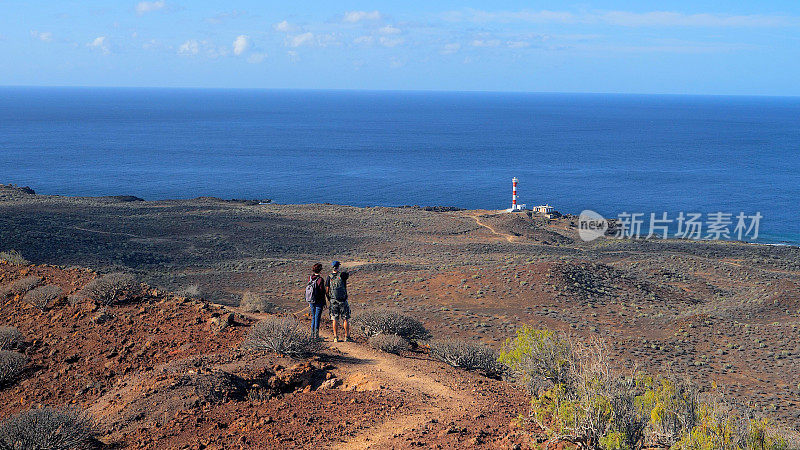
top-left (306, 263), bottom-right (327, 340)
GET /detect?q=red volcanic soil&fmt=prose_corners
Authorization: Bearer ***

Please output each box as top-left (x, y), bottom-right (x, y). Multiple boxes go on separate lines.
top-left (0, 262), bottom-right (534, 449)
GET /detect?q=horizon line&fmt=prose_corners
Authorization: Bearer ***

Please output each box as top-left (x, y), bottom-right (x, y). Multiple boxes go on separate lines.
top-left (1, 84), bottom-right (798, 99)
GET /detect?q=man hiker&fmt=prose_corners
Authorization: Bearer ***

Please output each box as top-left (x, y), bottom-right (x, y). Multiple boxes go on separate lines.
top-left (306, 263), bottom-right (326, 340)
top-left (326, 261), bottom-right (351, 342)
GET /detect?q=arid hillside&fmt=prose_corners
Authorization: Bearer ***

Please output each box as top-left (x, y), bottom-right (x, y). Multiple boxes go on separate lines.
top-left (1, 185), bottom-right (800, 448)
top-left (0, 261), bottom-right (529, 448)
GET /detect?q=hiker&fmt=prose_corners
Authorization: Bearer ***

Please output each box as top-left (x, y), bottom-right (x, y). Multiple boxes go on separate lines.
top-left (306, 263), bottom-right (326, 340)
top-left (326, 260), bottom-right (351, 342)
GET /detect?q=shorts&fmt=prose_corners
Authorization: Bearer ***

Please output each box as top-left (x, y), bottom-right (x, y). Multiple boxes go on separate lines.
top-left (329, 300), bottom-right (351, 320)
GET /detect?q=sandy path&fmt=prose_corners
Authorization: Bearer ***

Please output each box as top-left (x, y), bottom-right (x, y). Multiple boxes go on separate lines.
top-left (227, 307), bottom-right (482, 449)
top-left (466, 212), bottom-right (518, 243)
top-left (327, 339), bottom-right (475, 449)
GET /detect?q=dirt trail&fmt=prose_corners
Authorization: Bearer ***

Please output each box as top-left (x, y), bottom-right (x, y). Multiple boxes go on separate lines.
top-left (229, 307), bottom-right (482, 449)
top-left (328, 339), bottom-right (475, 449)
top-left (466, 212), bottom-right (519, 243)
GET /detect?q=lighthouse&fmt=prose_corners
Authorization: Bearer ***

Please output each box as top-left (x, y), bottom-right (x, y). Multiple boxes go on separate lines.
top-left (508, 177), bottom-right (526, 211)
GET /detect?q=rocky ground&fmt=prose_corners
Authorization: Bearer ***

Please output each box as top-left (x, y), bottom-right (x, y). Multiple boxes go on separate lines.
top-left (0, 262), bottom-right (528, 449)
top-left (1, 185), bottom-right (800, 446)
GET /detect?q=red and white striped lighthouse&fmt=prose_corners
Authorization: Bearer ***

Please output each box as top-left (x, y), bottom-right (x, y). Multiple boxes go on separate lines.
top-left (512, 177), bottom-right (518, 209)
top-left (508, 177), bottom-right (526, 211)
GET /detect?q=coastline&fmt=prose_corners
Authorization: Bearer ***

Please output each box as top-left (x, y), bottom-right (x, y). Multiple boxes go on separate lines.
top-left (3, 183), bottom-right (796, 248)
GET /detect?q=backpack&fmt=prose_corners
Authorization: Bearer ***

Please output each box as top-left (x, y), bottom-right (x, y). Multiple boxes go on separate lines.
top-left (329, 272), bottom-right (347, 301)
top-left (305, 277), bottom-right (320, 304)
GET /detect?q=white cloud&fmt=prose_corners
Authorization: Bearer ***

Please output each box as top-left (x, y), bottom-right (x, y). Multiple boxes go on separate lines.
top-left (598, 11), bottom-right (793, 27)
top-left (247, 52), bottom-right (267, 63)
top-left (471, 39), bottom-right (501, 47)
top-left (136, 1), bottom-right (166, 15)
top-left (379, 36), bottom-right (403, 47)
top-left (287, 32), bottom-right (314, 48)
top-left (448, 8), bottom-right (797, 28)
top-left (441, 43), bottom-right (461, 54)
top-left (506, 40), bottom-right (531, 48)
top-left (343, 10), bottom-right (381, 23)
top-left (142, 38), bottom-right (163, 50)
top-left (233, 35), bottom-right (250, 55)
top-left (353, 35), bottom-right (373, 45)
top-left (87, 36), bottom-right (110, 54)
top-left (379, 25), bottom-right (401, 35)
top-left (178, 39), bottom-right (199, 55)
top-left (287, 50), bottom-right (299, 62)
top-left (273, 20), bottom-right (296, 32)
top-left (449, 9), bottom-right (577, 24)
top-left (30, 31), bottom-right (53, 42)
top-left (177, 39), bottom-right (228, 58)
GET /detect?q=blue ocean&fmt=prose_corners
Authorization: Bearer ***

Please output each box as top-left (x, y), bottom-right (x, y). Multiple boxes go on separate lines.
top-left (1, 87), bottom-right (798, 244)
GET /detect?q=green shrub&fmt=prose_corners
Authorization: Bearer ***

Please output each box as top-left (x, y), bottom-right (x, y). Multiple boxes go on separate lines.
top-left (23, 284), bottom-right (62, 311)
top-left (240, 291), bottom-right (275, 313)
top-left (0, 350), bottom-right (27, 387)
top-left (745, 417), bottom-right (793, 450)
top-left (0, 406), bottom-right (95, 449)
top-left (498, 326), bottom-right (574, 392)
top-left (636, 376), bottom-right (698, 447)
top-left (0, 326), bottom-right (22, 350)
top-left (80, 273), bottom-right (137, 305)
top-left (243, 316), bottom-right (320, 357)
top-left (501, 326), bottom-right (797, 449)
top-left (369, 334), bottom-right (410, 354)
top-left (429, 339), bottom-right (504, 377)
top-left (354, 308), bottom-right (430, 341)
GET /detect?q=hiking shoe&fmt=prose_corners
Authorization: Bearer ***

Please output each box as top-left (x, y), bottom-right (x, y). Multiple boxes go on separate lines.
top-left (343, 336), bottom-right (350, 342)
top-left (333, 337), bottom-right (339, 343)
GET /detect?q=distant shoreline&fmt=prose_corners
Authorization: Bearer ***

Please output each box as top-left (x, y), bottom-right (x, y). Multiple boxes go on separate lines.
top-left (2, 183), bottom-right (797, 249)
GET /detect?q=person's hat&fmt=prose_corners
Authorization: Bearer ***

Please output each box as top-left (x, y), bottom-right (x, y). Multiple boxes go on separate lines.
top-left (331, 260), bottom-right (340, 268)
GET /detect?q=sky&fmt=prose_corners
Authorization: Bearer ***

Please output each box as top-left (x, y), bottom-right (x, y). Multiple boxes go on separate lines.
top-left (2, 1), bottom-right (800, 95)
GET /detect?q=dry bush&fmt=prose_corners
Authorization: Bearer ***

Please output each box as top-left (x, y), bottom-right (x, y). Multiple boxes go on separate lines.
top-left (178, 284), bottom-right (202, 298)
top-left (354, 308), bottom-right (430, 341)
top-left (0, 276), bottom-right (41, 298)
top-left (607, 377), bottom-right (648, 450)
top-left (0, 326), bottom-right (23, 350)
top-left (0, 406), bottom-right (94, 449)
top-left (90, 307), bottom-right (114, 325)
top-left (243, 316), bottom-right (320, 357)
top-left (67, 294), bottom-right (86, 307)
top-left (240, 291), bottom-right (275, 313)
top-left (368, 334), bottom-right (410, 355)
top-left (0, 250), bottom-right (28, 265)
top-left (80, 273), bottom-right (137, 305)
top-left (23, 284), bottom-right (62, 311)
top-left (0, 350), bottom-right (27, 387)
top-left (429, 339), bottom-right (505, 378)
top-left (182, 370), bottom-right (248, 403)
